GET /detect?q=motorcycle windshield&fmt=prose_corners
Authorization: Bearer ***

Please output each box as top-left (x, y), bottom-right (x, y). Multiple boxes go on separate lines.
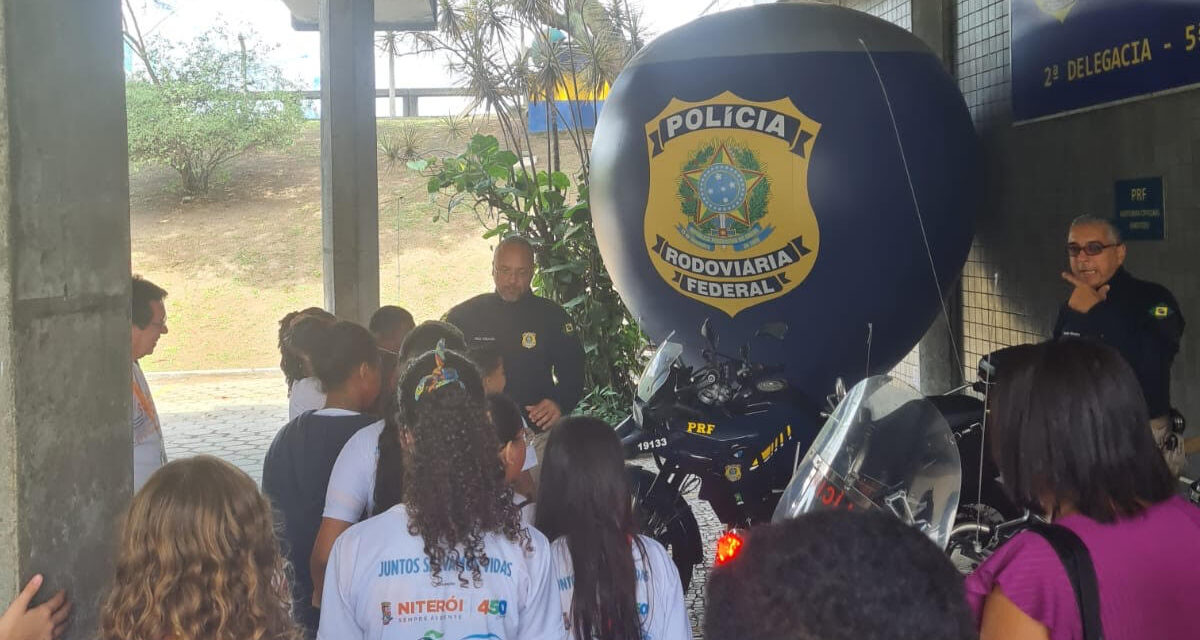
top-left (771, 375), bottom-right (961, 549)
top-left (637, 332), bottom-right (683, 403)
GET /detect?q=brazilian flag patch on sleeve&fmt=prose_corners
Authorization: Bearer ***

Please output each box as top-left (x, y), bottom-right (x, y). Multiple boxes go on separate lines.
top-left (1151, 304), bottom-right (1171, 319)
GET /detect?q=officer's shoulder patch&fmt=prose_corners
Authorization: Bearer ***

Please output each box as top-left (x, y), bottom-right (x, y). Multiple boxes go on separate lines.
top-left (563, 322), bottom-right (575, 335)
top-left (1150, 303), bottom-right (1173, 319)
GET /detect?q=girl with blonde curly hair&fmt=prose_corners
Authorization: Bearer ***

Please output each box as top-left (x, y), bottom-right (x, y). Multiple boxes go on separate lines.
top-left (100, 456), bottom-right (302, 640)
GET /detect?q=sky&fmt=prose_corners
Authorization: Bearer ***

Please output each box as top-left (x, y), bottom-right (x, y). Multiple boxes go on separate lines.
top-left (133, 0), bottom-right (768, 114)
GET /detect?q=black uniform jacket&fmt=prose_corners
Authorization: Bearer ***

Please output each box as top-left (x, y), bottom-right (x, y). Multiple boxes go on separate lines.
top-left (446, 291), bottom-right (586, 419)
top-left (1053, 267), bottom-right (1184, 418)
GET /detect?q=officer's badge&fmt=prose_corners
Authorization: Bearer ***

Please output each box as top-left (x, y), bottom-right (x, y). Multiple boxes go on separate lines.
top-left (644, 91), bottom-right (821, 316)
top-left (1152, 304), bottom-right (1171, 319)
top-left (724, 464), bottom-right (743, 483)
top-left (1035, 0), bottom-right (1077, 23)
top-left (521, 332), bottom-right (537, 349)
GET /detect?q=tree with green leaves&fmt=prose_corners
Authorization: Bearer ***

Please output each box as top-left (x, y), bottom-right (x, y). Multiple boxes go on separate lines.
top-left (407, 1), bottom-right (650, 419)
top-left (123, 2), bottom-right (303, 196)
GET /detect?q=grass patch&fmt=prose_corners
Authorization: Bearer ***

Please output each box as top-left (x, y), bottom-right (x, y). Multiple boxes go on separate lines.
top-left (133, 116), bottom-right (586, 371)
top-left (133, 118), bottom-right (494, 371)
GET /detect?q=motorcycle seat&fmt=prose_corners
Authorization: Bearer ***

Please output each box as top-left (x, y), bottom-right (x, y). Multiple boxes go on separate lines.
top-left (927, 394), bottom-right (984, 431)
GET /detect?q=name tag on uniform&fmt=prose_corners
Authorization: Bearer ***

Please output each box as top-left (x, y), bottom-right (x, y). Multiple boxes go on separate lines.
top-left (522, 332), bottom-right (537, 349)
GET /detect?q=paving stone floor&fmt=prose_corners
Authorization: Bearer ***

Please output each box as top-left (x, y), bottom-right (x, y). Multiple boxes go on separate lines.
top-left (152, 369), bottom-right (720, 637)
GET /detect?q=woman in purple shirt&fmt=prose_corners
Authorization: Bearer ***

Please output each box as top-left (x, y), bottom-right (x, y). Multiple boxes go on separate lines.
top-left (967, 339), bottom-right (1200, 640)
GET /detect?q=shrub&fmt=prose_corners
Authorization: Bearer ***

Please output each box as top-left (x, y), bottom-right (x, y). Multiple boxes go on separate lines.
top-left (125, 27), bottom-right (304, 195)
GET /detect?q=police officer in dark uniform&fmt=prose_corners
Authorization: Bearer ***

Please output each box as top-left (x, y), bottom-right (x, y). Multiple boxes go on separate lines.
top-left (1053, 216), bottom-right (1186, 472)
top-left (446, 236), bottom-right (585, 436)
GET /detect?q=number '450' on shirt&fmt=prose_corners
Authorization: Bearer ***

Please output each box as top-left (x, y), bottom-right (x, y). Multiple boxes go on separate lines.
top-left (318, 504), bottom-right (566, 640)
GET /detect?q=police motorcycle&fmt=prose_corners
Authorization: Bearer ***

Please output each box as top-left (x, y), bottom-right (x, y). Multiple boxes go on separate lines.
top-left (936, 352), bottom-right (1034, 572)
top-left (771, 350), bottom-right (1200, 572)
top-left (772, 374), bottom-right (1034, 573)
top-left (619, 323), bottom-right (1031, 584)
top-left (616, 318), bottom-right (822, 591)
top-left (773, 375), bottom-right (962, 548)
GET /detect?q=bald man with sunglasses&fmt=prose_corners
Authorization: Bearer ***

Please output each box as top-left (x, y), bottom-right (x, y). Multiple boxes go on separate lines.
top-left (1053, 215), bottom-right (1187, 472)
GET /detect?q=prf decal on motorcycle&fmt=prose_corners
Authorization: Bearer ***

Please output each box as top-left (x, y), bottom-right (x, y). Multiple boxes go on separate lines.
top-left (643, 92), bottom-right (821, 317)
top-left (686, 421), bottom-right (717, 436)
top-left (749, 424), bottom-right (794, 470)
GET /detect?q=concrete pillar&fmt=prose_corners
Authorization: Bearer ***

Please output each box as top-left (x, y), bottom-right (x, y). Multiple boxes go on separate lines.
top-left (320, 0), bottom-right (380, 323)
top-left (919, 289), bottom-right (965, 394)
top-left (0, 0), bottom-right (132, 636)
top-left (911, 0), bottom-right (965, 394)
top-left (911, 0), bottom-right (955, 71)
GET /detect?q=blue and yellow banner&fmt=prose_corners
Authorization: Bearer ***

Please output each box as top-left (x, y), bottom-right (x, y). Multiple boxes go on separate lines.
top-left (1012, 0), bottom-right (1200, 121)
top-left (527, 78), bottom-right (609, 132)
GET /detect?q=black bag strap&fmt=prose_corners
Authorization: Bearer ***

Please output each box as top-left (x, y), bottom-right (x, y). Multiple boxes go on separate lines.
top-left (1028, 523), bottom-right (1104, 640)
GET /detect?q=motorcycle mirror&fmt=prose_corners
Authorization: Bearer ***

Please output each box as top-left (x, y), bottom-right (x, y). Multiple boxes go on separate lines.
top-left (755, 321), bottom-right (788, 341)
top-left (699, 318), bottom-right (718, 349)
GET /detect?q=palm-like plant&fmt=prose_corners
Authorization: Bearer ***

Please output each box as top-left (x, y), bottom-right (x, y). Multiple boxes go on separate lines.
top-left (406, 1), bottom-right (654, 408)
top-left (376, 31), bottom-right (404, 117)
top-left (401, 0), bottom-right (650, 191)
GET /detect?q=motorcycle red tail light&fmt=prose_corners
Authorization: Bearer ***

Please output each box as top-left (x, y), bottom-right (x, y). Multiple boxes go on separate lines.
top-left (714, 530), bottom-right (745, 566)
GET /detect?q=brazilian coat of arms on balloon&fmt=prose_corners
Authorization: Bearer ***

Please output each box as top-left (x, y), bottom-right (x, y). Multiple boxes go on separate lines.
top-left (643, 91), bottom-right (821, 316)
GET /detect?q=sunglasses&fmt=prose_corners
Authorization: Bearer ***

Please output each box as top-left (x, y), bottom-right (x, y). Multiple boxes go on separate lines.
top-left (1066, 241), bottom-right (1120, 257)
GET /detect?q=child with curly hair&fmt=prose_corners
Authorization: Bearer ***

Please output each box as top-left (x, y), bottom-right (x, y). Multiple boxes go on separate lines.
top-left (99, 456), bottom-right (302, 640)
top-left (309, 322), bottom-right (469, 604)
top-left (317, 345), bottom-right (563, 640)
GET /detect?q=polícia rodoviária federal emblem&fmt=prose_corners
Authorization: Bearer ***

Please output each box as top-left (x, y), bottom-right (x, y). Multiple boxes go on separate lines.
top-left (644, 91), bottom-right (821, 316)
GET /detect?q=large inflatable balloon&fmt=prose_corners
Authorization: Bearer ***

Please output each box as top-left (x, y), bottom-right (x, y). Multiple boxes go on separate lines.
top-left (591, 2), bottom-right (979, 397)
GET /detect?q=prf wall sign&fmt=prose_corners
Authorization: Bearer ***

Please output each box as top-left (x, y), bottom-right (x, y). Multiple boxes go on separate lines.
top-left (643, 92), bottom-right (821, 317)
top-left (1013, 0), bottom-right (1200, 122)
top-left (1114, 177), bottom-right (1165, 241)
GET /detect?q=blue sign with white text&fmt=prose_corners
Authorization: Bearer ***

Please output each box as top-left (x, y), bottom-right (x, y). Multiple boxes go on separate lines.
top-left (1114, 177), bottom-right (1165, 241)
top-left (1012, 0), bottom-right (1200, 121)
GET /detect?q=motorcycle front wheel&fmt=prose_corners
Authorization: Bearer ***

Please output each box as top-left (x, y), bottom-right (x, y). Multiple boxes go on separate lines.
top-left (626, 465), bottom-right (704, 593)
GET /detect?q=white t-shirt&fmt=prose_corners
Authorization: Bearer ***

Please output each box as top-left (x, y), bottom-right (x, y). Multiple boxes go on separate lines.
top-left (326, 423), bottom-right (528, 527)
top-left (521, 416), bottom-right (537, 472)
top-left (318, 504), bottom-right (566, 640)
top-left (513, 493), bottom-right (536, 528)
top-left (289, 376), bottom-right (327, 420)
top-left (523, 441), bottom-right (537, 472)
top-left (552, 535), bottom-right (690, 640)
top-left (324, 421), bottom-right (384, 523)
top-left (132, 361), bottom-right (166, 491)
